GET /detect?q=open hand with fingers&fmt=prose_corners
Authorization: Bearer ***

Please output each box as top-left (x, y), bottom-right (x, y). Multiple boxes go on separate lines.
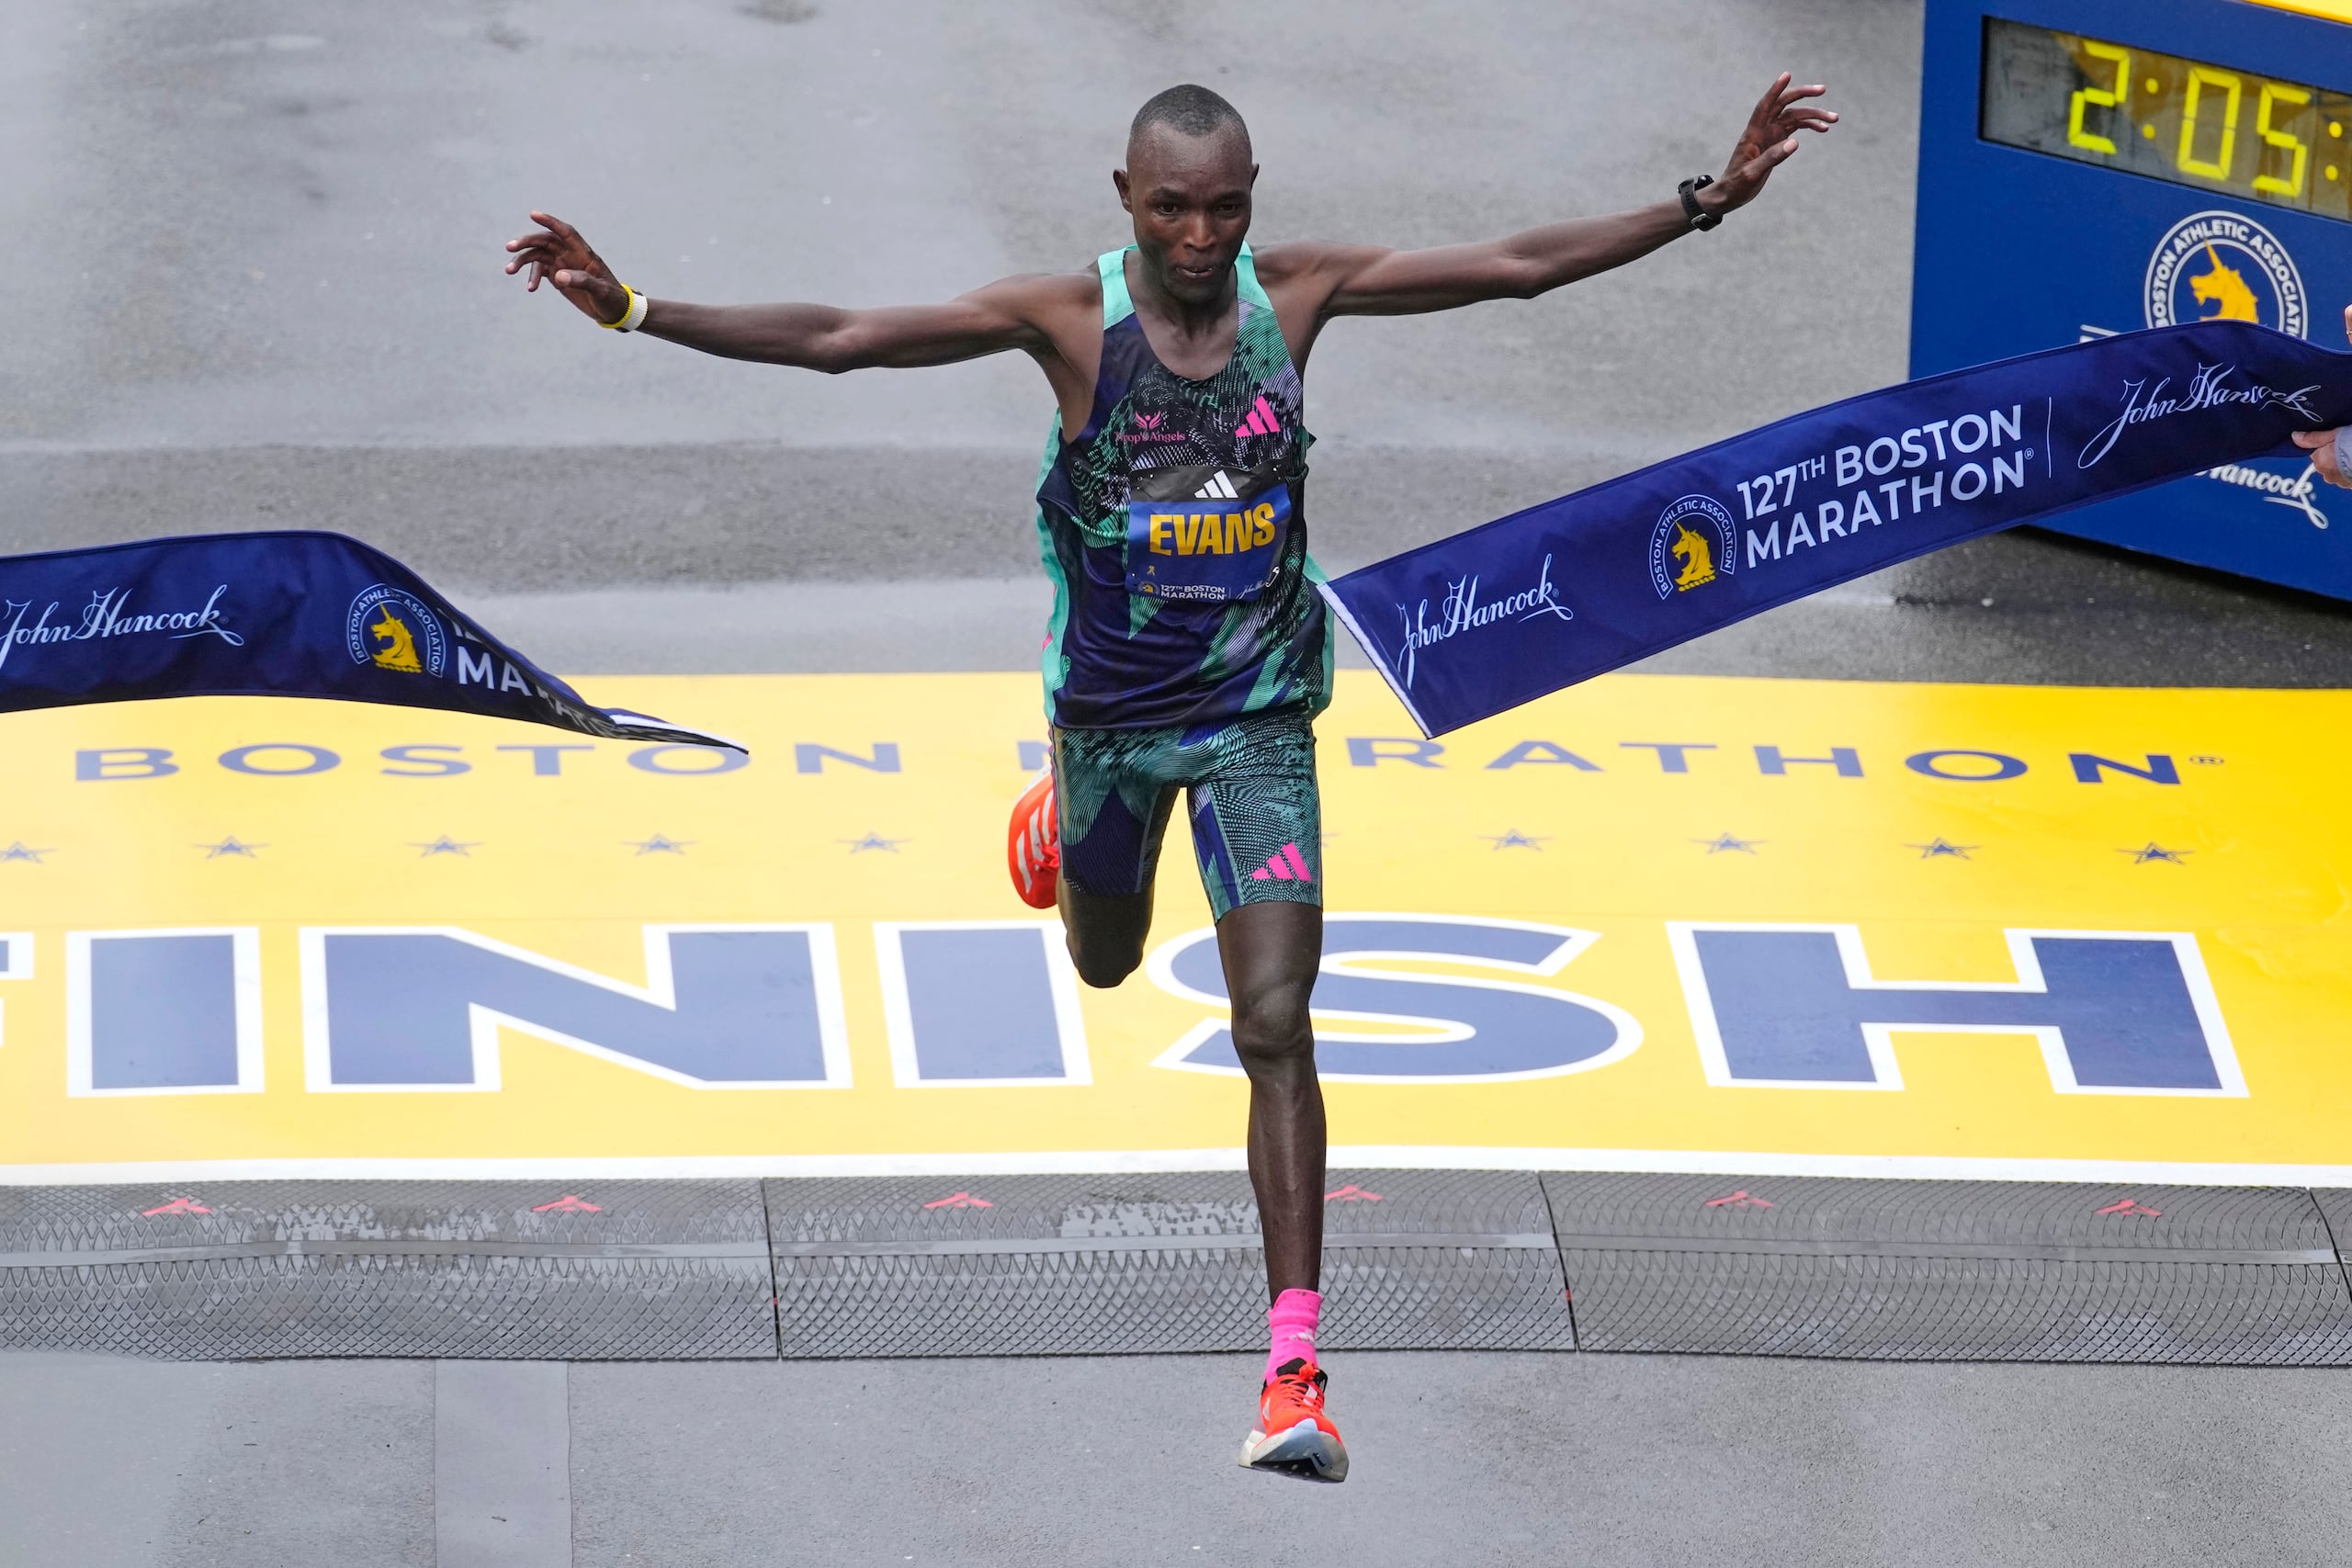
top-left (2290, 304), bottom-right (2352, 488)
top-left (1699, 73), bottom-right (1839, 219)
top-left (503, 211), bottom-right (635, 326)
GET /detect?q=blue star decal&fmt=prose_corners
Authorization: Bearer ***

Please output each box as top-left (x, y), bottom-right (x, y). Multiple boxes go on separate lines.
top-left (410, 836), bottom-right (481, 857)
top-left (2120, 842), bottom-right (2192, 865)
top-left (0, 841), bottom-right (52, 864)
top-left (197, 837), bottom-right (266, 859)
top-left (627, 834), bottom-right (694, 856)
top-left (1693, 833), bottom-right (1763, 854)
top-left (839, 832), bottom-right (907, 854)
top-left (1907, 838), bottom-right (1978, 860)
top-left (1478, 829), bottom-right (1549, 851)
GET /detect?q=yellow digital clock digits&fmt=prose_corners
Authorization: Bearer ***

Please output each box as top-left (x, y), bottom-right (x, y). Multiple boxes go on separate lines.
top-left (2177, 67), bottom-right (2243, 177)
top-left (1982, 19), bottom-right (2352, 221)
top-left (2068, 39), bottom-right (2129, 154)
top-left (2255, 84), bottom-right (2313, 196)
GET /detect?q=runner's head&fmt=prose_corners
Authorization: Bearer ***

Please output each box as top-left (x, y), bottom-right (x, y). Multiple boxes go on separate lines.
top-left (1115, 85), bottom-right (1256, 307)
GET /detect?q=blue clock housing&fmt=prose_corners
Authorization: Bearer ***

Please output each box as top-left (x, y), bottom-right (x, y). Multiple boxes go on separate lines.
top-left (1914, 0), bottom-right (2352, 597)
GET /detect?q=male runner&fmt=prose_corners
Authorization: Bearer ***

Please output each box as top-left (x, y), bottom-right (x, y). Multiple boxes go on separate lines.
top-left (505, 74), bottom-right (1835, 1482)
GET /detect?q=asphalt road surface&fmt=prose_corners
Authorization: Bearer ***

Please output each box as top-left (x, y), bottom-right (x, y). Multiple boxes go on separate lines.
top-left (6, 1350), bottom-right (2348, 1568)
top-left (6, 1), bottom-right (2352, 1564)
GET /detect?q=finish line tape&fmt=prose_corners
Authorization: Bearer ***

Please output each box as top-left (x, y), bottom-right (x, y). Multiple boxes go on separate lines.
top-left (1323, 320), bottom-right (2352, 734)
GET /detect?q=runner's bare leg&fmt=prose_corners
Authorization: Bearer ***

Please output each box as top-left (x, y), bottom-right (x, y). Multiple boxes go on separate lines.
top-left (1060, 888), bottom-right (1325, 1302)
top-left (1216, 900), bottom-right (1325, 1299)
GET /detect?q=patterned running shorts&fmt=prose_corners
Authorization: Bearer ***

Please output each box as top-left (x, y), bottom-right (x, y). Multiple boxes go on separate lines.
top-left (1055, 709), bottom-right (1321, 919)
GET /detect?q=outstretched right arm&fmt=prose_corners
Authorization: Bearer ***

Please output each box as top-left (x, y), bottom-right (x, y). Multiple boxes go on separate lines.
top-left (641, 290), bottom-right (1046, 372)
top-left (502, 211), bottom-right (1080, 375)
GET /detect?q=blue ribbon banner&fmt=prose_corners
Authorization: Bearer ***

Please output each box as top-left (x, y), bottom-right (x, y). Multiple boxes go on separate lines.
top-left (1319, 321), bottom-right (2352, 736)
top-left (0, 530), bottom-right (741, 750)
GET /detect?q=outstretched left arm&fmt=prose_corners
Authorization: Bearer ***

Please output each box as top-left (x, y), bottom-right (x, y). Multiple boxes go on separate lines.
top-left (1271, 74), bottom-right (1836, 322)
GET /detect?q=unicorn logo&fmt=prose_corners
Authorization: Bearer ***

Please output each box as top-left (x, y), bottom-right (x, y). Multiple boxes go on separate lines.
top-left (368, 606), bottom-right (423, 672)
top-left (345, 584), bottom-right (447, 677)
top-left (2144, 211), bottom-right (2306, 336)
top-left (1670, 523), bottom-right (1717, 591)
top-left (1648, 494), bottom-right (1737, 599)
top-left (2188, 244), bottom-right (2260, 322)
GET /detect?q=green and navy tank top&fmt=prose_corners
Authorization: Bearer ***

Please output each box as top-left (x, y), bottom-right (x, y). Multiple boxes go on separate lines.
top-left (1033, 244), bottom-right (1333, 731)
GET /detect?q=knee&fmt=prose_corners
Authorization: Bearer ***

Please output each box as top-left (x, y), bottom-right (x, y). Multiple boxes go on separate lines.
top-left (1230, 984), bottom-right (1314, 1074)
top-left (1066, 932), bottom-right (1143, 989)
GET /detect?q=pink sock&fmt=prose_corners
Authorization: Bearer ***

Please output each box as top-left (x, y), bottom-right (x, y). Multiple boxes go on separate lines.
top-left (1264, 1288), bottom-right (1322, 1382)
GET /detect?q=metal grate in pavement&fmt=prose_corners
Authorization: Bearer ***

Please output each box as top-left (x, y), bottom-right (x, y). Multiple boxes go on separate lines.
top-left (0, 1180), bottom-right (775, 1359)
top-left (764, 1169), bottom-right (1572, 1358)
top-left (2, 1172), bottom-right (2343, 1363)
top-left (1544, 1171), bottom-right (2352, 1363)
top-left (2308, 1190), bottom-right (2352, 1259)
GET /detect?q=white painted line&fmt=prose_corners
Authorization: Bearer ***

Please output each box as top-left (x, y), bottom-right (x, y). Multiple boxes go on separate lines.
top-left (66, 929), bottom-right (266, 1098)
top-left (0, 931), bottom-right (29, 1056)
top-left (6, 1145), bottom-right (2352, 1188)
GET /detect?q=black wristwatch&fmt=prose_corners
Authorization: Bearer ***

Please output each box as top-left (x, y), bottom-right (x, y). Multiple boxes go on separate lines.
top-left (1679, 175), bottom-right (1722, 231)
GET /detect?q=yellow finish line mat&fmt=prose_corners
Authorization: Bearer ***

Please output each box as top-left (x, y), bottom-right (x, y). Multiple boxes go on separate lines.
top-left (1, 671), bottom-right (2346, 1185)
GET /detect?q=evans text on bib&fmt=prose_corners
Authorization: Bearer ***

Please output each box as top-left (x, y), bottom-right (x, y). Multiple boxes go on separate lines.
top-left (1125, 467), bottom-right (1292, 603)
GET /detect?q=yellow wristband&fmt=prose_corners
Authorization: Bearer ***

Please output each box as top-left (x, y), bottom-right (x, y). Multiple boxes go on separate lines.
top-left (599, 285), bottom-right (648, 333)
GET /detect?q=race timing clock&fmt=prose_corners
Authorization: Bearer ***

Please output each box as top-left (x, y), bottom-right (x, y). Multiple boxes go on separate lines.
top-left (1913, 0), bottom-right (2352, 599)
top-left (1983, 18), bottom-right (2352, 220)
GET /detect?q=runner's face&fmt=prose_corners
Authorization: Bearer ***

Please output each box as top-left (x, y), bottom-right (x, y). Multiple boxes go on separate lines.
top-left (1116, 126), bottom-right (1256, 307)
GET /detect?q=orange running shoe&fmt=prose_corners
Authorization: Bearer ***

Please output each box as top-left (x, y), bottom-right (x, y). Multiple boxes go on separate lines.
top-left (1238, 1359), bottom-right (1349, 1482)
top-left (1006, 763), bottom-right (1060, 910)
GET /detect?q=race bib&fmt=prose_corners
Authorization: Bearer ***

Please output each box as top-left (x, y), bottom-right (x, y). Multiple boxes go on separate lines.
top-left (1124, 466), bottom-right (1292, 603)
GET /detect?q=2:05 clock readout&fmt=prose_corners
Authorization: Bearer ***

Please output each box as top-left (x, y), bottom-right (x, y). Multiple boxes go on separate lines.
top-left (1982, 17), bottom-right (2352, 222)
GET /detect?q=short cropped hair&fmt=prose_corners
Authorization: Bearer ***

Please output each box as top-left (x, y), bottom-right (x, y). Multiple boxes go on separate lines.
top-left (1129, 85), bottom-right (1250, 152)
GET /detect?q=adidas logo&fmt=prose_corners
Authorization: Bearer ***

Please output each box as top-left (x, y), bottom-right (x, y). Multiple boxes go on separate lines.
top-left (1249, 842), bottom-right (1315, 883)
top-left (1235, 394), bottom-right (1283, 440)
top-left (1195, 470), bottom-right (1240, 500)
